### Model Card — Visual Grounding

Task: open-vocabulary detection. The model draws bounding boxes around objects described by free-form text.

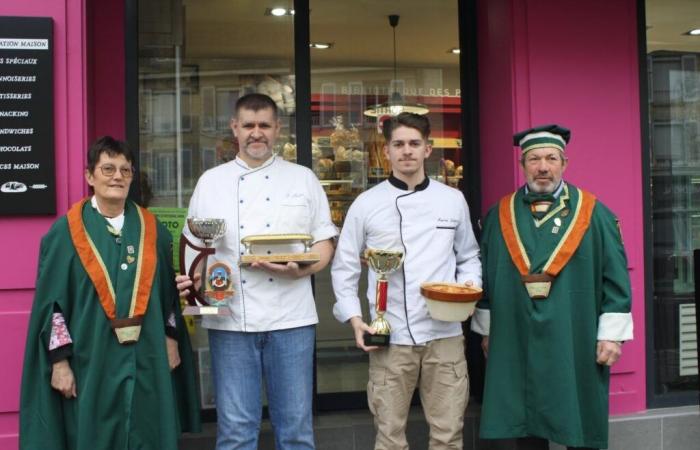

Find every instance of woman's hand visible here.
[51,360,77,399]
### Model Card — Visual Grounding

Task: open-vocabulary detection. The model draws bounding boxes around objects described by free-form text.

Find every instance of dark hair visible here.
[235,93,279,119]
[86,136,134,173]
[382,112,431,142]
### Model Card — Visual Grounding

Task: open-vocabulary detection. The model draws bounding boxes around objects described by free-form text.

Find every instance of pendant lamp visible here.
[363,15,429,118]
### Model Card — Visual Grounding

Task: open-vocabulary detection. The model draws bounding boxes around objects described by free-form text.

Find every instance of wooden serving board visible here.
[239,252,321,266]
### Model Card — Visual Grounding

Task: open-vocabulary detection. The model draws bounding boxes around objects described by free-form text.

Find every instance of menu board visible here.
[0,17,54,215]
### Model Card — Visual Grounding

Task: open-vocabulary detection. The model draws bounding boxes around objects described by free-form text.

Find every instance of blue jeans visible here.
[209,326,316,450]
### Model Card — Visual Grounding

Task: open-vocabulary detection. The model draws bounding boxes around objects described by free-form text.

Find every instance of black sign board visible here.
[0,17,54,215]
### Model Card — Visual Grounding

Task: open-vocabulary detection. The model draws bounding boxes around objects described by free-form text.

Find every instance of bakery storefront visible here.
[3,0,700,446]
[135,0,479,412]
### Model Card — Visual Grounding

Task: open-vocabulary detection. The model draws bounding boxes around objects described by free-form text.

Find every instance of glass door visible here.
[308,0,464,404]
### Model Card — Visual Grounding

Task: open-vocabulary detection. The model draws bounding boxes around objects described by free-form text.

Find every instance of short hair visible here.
[87,136,134,173]
[382,112,431,142]
[235,93,279,119]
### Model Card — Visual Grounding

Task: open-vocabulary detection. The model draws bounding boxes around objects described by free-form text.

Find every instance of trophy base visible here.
[363,332,391,347]
[183,305,232,316]
[239,252,321,266]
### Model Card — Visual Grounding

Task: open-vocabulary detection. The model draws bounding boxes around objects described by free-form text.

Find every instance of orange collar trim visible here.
[499,187,596,277]
[67,197,157,320]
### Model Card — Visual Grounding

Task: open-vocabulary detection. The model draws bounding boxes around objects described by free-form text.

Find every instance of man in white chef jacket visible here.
[176,93,337,450]
[331,112,482,450]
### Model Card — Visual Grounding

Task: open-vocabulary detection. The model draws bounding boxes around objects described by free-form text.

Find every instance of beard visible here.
[526,178,558,194]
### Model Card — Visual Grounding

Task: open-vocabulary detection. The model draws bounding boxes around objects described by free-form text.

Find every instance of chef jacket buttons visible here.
[268,278,273,282]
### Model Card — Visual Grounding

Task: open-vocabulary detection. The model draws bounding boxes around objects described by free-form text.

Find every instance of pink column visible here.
[478,0,646,414]
[0,1,125,447]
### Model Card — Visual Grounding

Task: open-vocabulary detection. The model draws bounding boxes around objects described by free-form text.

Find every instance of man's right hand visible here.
[175,273,201,297]
[350,316,379,352]
[481,335,489,358]
[51,360,77,399]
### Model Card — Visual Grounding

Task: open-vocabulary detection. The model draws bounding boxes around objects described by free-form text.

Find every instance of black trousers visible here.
[516,436,598,450]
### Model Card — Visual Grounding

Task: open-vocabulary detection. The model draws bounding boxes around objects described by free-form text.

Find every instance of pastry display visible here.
[312,142,323,159]
[329,116,361,149]
[334,160,352,173]
[282,142,296,161]
[443,159,455,176]
[317,158,334,176]
[352,150,365,161]
[334,145,351,161]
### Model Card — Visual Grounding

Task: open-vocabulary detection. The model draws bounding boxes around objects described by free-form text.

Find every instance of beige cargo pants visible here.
[367,335,469,450]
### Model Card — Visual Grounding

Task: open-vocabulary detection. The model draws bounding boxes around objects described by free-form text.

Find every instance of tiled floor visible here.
[180,404,700,450]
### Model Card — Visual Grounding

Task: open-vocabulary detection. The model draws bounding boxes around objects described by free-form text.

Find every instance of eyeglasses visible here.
[97,164,134,178]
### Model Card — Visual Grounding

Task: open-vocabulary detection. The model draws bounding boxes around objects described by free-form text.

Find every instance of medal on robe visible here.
[552,217,562,234]
[67,198,157,344]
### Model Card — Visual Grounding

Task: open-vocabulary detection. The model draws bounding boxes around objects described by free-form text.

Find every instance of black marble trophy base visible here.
[363,332,390,347]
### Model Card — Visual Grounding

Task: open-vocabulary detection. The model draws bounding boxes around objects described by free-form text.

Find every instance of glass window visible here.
[138,0,295,409]
[137,0,467,409]
[646,0,700,400]
[309,0,463,395]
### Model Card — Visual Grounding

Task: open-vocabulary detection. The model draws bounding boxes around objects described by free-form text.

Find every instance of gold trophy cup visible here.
[364,248,405,346]
[179,218,232,315]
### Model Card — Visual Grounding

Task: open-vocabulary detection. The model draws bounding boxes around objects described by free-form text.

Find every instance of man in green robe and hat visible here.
[472,125,633,450]
[20,136,201,450]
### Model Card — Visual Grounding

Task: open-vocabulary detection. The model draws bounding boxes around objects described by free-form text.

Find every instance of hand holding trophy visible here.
[363,248,405,346]
[179,218,232,315]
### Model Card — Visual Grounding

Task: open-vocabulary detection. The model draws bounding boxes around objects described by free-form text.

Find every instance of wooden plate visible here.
[420,282,482,303]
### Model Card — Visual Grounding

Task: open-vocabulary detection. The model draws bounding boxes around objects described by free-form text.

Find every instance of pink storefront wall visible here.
[0,0,647,446]
[478,0,646,414]
[0,0,124,447]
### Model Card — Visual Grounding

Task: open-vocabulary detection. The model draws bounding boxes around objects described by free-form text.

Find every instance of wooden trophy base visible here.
[183,305,232,316]
[363,332,391,347]
[239,252,321,266]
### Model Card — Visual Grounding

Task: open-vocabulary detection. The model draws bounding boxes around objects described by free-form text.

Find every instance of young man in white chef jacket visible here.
[331,112,482,450]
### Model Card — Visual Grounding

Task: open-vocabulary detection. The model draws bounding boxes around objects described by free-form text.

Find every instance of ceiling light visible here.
[269,7,288,16]
[310,42,333,49]
[449,48,461,54]
[364,15,429,118]
[686,28,700,36]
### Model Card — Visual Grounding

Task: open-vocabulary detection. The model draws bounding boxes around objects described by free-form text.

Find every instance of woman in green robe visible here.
[20,136,200,450]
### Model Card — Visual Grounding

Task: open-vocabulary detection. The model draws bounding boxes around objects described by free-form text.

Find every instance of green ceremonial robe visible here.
[20,200,201,450]
[478,185,631,449]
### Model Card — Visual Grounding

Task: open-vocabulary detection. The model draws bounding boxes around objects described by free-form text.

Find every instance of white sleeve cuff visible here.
[332,298,363,324]
[470,307,490,335]
[597,312,633,341]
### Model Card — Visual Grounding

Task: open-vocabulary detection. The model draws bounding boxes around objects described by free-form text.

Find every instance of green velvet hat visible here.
[513,124,571,154]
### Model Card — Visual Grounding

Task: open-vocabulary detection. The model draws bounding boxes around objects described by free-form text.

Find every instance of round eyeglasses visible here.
[97,164,134,178]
